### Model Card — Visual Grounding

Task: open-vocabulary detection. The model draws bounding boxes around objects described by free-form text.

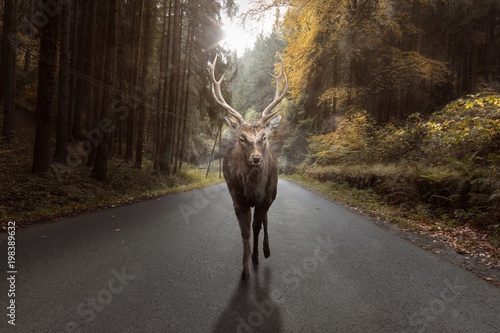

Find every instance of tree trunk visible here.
[88,1,111,167]
[158,0,174,172]
[173,25,191,173]
[126,0,145,163]
[154,0,170,171]
[116,6,126,156]
[84,0,99,139]
[24,0,34,73]
[1,0,17,143]
[68,0,80,136]
[72,0,90,139]
[178,31,193,172]
[161,0,182,174]
[54,0,72,163]
[32,0,59,175]
[92,0,118,181]
[135,0,154,168]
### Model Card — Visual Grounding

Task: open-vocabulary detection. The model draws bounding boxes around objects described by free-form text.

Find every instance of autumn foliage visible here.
[304,95,500,236]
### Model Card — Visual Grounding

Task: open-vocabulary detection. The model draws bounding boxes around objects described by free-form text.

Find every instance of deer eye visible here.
[239,137,246,143]
[262,136,267,141]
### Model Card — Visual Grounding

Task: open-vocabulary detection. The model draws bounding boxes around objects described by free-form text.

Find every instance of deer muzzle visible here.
[252,155,262,165]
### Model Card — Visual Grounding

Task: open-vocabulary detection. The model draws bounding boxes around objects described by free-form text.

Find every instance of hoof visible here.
[264,248,270,258]
[252,255,259,265]
[241,270,250,280]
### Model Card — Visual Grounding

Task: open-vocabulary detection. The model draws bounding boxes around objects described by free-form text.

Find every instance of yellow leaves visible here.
[465,101,475,109]
[283,0,346,102]
[387,48,449,87]
[310,109,376,164]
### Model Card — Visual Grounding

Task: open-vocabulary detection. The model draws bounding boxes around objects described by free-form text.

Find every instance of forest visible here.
[1,1,499,259]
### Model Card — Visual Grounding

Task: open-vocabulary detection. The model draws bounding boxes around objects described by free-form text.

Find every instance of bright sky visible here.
[221,0,277,56]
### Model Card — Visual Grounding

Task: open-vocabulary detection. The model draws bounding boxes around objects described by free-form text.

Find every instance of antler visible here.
[260,53,288,125]
[211,55,246,125]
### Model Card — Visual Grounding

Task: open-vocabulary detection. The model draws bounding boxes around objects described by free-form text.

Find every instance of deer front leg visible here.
[235,203,252,279]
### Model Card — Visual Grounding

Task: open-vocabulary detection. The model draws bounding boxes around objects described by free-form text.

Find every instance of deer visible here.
[211,54,288,279]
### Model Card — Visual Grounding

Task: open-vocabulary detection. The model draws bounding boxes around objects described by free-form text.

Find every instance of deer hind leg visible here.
[252,216,263,266]
[263,213,270,258]
[254,205,271,263]
[235,203,252,279]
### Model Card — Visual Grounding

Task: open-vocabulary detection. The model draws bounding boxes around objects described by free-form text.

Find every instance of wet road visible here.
[1,179,499,332]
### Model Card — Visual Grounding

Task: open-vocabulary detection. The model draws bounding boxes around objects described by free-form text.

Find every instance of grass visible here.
[0,155,224,227]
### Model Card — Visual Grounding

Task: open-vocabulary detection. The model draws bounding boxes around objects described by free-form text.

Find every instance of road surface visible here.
[1,179,499,332]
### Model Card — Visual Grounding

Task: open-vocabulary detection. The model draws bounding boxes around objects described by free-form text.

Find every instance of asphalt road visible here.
[1,179,499,333]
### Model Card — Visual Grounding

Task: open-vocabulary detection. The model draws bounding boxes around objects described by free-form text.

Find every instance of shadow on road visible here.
[212,266,283,332]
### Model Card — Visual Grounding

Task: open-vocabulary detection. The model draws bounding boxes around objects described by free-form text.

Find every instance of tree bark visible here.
[158,0,174,172]
[1,0,17,143]
[125,0,145,163]
[23,0,34,73]
[92,0,118,181]
[174,25,191,173]
[161,0,182,174]
[135,0,154,168]
[68,0,80,136]
[72,0,90,139]
[88,1,111,167]
[154,0,170,171]
[32,0,59,175]
[84,0,99,138]
[54,0,72,163]
[178,31,193,172]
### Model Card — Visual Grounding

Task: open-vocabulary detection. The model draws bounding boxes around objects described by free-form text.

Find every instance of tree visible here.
[71,0,89,139]
[280,0,453,124]
[54,0,72,163]
[1,0,17,143]
[92,0,118,181]
[23,0,34,72]
[83,0,99,139]
[125,0,145,163]
[135,0,155,168]
[32,0,59,175]
[160,0,182,174]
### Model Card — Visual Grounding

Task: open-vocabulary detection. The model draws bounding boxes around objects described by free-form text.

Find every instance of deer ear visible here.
[265,115,281,132]
[225,116,239,131]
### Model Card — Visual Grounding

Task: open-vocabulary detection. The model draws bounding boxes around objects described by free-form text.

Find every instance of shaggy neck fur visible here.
[231,150,270,202]
[226,122,273,204]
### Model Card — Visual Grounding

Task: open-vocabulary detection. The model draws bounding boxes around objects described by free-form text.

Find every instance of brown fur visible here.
[223,121,278,279]
[212,53,287,279]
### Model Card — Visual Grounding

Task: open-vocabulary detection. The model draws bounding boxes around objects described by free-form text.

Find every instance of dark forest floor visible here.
[0,106,223,228]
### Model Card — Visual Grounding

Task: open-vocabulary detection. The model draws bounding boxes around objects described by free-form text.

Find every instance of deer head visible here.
[211,54,288,166]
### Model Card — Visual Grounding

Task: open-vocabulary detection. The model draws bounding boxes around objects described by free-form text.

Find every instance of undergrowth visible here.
[0,104,224,227]
[0,149,223,226]
[285,94,500,261]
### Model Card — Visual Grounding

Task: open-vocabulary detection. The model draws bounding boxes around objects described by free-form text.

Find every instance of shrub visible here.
[309,109,376,164]
[422,94,500,163]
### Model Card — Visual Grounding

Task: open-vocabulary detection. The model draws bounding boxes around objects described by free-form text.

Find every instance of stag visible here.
[211,54,288,279]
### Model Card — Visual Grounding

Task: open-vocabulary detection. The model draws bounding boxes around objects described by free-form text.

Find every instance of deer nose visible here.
[252,155,262,164]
